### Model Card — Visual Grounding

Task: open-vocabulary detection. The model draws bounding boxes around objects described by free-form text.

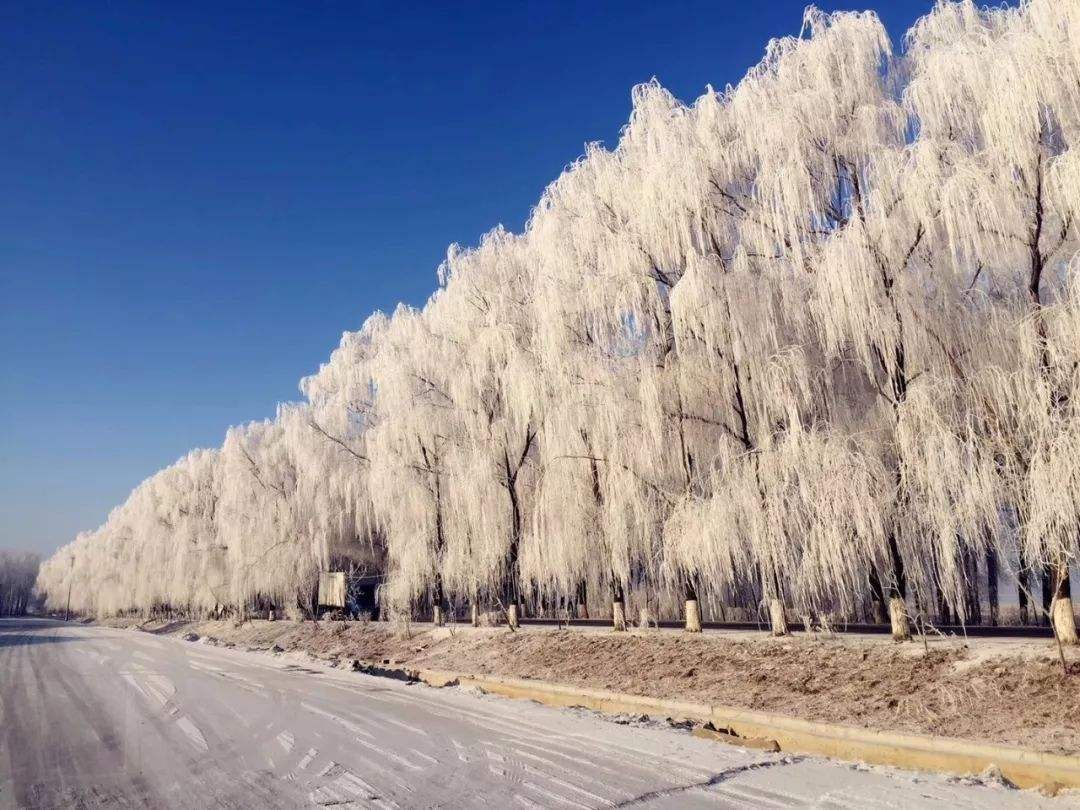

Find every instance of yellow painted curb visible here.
[387,666,1079,791]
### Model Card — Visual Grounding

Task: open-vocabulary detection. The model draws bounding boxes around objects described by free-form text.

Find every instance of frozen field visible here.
[0,618,1073,809]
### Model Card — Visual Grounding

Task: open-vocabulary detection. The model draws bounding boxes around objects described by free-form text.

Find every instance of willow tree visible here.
[433,229,542,628]
[905,0,1079,643]
[219,414,325,616]
[718,5,951,640]
[146,449,227,615]
[654,8,911,635]
[364,305,463,625]
[532,83,745,632]
[301,314,386,594]
[528,163,673,629]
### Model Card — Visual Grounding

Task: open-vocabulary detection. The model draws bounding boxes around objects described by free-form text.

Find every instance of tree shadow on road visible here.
[0,618,86,647]
[0,633,83,648]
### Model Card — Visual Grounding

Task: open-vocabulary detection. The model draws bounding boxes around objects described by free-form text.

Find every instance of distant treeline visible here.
[0,551,40,616]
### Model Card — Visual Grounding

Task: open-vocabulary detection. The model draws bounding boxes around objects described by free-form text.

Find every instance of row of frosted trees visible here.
[36,414,380,620]
[39,1,1080,644]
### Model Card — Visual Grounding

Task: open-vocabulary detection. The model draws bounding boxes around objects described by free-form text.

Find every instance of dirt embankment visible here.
[110,617,1080,756]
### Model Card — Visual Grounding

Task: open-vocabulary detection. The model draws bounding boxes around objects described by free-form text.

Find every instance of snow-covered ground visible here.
[0,618,1074,809]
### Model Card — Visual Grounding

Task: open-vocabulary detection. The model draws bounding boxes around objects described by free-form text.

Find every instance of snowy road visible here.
[0,618,1071,809]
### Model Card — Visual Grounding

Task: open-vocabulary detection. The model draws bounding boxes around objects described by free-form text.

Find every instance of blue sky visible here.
[1,1,936,556]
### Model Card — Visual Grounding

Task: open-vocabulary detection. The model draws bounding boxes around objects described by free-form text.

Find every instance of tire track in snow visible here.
[276,730,296,752]
[483,742,615,807]
[119,665,209,752]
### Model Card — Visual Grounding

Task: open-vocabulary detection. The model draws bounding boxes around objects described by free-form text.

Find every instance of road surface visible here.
[0,618,1071,809]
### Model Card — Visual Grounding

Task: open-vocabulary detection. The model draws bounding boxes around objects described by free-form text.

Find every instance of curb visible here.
[357,661,1079,792]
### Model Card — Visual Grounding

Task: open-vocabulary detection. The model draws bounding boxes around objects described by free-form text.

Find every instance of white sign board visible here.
[318,571,346,608]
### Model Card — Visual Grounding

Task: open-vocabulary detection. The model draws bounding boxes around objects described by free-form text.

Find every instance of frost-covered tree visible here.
[432,230,543,628]
[903,0,1079,644]
[362,305,463,625]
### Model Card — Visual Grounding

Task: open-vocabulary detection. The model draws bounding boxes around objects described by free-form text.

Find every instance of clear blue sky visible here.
[1,1,935,556]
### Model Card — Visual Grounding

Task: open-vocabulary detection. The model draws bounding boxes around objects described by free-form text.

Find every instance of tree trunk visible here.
[1025,173,1070,640]
[500,430,534,635]
[769,597,788,636]
[1018,550,1030,625]
[612,600,626,632]
[766,565,788,636]
[1041,567,1054,627]
[684,599,701,633]
[887,535,910,641]
[575,580,588,619]
[1050,558,1077,646]
[639,606,653,628]
[470,601,480,627]
[962,543,981,624]
[432,575,445,627]
[684,579,701,633]
[611,578,626,632]
[1051,597,1077,645]
[986,545,999,626]
[931,548,951,625]
[868,568,887,624]
[501,450,524,629]
[889,597,910,641]
[938,593,952,626]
